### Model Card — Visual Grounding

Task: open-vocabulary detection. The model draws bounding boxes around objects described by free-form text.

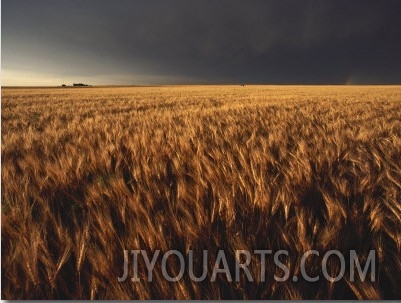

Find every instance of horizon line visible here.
[2,83,401,89]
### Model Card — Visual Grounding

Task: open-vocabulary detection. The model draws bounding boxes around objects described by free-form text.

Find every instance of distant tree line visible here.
[61,83,91,87]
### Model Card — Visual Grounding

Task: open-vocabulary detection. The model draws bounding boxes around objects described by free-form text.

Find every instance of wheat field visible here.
[2,85,401,299]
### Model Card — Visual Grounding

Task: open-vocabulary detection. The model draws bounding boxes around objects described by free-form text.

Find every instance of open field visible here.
[2,85,401,299]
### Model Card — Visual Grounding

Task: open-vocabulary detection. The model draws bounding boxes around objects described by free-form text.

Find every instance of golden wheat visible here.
[2,85,401,299]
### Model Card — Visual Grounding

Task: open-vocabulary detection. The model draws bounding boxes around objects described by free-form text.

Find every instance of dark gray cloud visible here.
[2,0,401,85]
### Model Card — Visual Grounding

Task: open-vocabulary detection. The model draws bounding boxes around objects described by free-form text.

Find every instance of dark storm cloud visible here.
[2,0,401,84]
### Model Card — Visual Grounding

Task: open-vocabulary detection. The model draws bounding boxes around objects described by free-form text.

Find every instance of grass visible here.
[1,85,401,299]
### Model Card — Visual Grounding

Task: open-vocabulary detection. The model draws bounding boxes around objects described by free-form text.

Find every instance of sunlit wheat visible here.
[2,85,401,299]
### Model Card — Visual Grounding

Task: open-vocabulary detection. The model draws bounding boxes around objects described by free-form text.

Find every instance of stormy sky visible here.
[2,0,401,85]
